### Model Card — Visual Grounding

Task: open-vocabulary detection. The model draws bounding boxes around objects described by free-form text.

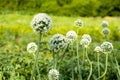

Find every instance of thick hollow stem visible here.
[85,48,92,80]
[71,43,74,80]
[97,53,108,79]
[82,47,85,70]
[76,29,82,80]
[97,52,100,77]
[83,48,85,62]
[72,64,74,80]
[30,33,42,80]
[52,51,58,69]
[55,52,59,69]
[53,51,56,69]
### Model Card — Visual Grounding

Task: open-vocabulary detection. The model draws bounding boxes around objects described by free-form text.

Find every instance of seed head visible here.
[101,42,113,54]
[80,38,90,48]
[27,42,37,53]
[101,20,109,28]
[66,30,77,43]
[94,46,102,53]
[74,19,83,27]
[31,13,52,34]
[102,28,110,36]
[50,34,67,52]
[48,69,59,80]
[81,34,92,43]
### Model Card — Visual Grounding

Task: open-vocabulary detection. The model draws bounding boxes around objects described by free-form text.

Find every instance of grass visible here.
[0,13,120,80]
[0,13,120,53]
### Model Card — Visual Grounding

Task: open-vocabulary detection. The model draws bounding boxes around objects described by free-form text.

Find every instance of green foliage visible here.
[0,0,120,16]
[0,13,120,79]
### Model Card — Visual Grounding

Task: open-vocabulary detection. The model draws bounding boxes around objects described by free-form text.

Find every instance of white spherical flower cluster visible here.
[102,28,110,36]
[94,46,102,53]
[31,13,52,34]
[27,42,37,53]
[101,20,109,28]
[48,69,59,80]
[74,19,83,27]
[101,42,113,54]
[81,34,92,43]
[80,38,90,48]
[66,30,77,43]
[80,34,92,48]
[50,34,67,52]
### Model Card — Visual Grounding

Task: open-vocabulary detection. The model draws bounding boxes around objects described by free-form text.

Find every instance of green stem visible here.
[53,51,56,69]
[97,52,100,77]
[60,44,69,62]
[53,51,59,69]
[85,48,92,80]
[72,64,74,80]
[58,44,69,70]
[82,47,85,70]
[76,29,82,80]
[83,48,85,62]
[115,57,120,76]
[71,43,74,80]
[56,52,59,69]
[30,33,42,80]
[36,62,41,80]
[97,53,108,79]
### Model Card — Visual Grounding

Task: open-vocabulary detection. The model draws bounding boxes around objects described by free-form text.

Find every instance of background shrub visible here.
[0,0,120,16]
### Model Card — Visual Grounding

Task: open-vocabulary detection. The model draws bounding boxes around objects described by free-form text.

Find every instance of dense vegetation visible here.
[0,13,120,79]
[0,0,120,16]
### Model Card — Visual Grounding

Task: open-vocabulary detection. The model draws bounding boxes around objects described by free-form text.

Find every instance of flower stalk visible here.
[71,43,74,80]
[115,57,120,76]
[30,33,42,80]
[97,52,100,77]
[76,29,82,80]
[97,53,108,79]
[85,48,92,80]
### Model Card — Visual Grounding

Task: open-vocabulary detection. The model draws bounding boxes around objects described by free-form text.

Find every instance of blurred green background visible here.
[0,0,120,80]
[0,0,120,16]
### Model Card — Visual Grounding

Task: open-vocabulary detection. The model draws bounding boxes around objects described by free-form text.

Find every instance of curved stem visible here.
[115,57,120,76]
[97,53,108,79]
[76,29,82,80]
[85,48,92,80]
[30,33,42,80]
[97,52,100,77]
